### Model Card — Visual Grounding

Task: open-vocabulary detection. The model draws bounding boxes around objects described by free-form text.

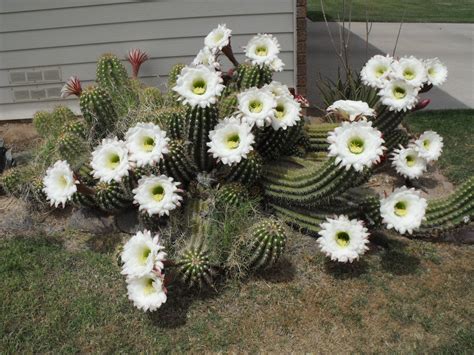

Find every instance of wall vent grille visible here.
[9,68,62,84]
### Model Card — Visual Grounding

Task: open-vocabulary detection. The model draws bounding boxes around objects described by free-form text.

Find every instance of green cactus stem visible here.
[79,86,118,140]
[225,151,264,185]
[215,182,249,207]
[57,131,89,168]
[159,139,196,185]
[95,181,132,213]
[185,105,218,172]
[247,219,287,269]
[176,246,214,288]
[96,53,130,94]
[414,177,474,237]
[139,87,164,109]
[32,111,55,139]
[151,107,186,139]
[218,93,238,118]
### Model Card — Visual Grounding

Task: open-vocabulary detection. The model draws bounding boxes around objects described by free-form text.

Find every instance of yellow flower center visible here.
[249,100,263,113]
[59,175,68,188]
[151,184,165,202]
[256,46,268,56]
[192,78,207,95]
[226,133,240,149]
[403,69,415,80]
[394,201,408,217]
[423,139,431,148]
[428,68,435,76]
[375,66,387,78]
[406,154,416,167]
[348,137,365,154]
[144,278,156,295]
[142,136,155,152]
[107,153,121,169]
[140,247,151,264]
[393,86,407,99]
[336,231,350,247]
[275,104,286,119]
[213,32,224,42]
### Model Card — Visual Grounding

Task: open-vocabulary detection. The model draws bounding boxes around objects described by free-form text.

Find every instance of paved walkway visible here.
[307,21,474,110]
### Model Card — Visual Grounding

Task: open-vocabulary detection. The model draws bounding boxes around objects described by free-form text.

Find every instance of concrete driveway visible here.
[307,21,474,110]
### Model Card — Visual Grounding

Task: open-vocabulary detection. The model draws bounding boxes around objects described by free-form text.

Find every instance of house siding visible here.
[0,0,299,120]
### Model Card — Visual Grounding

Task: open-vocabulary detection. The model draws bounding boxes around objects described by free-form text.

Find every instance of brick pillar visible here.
[296,0,307,97]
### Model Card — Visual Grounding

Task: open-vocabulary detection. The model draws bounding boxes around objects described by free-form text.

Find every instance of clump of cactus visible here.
[4,23,471,315]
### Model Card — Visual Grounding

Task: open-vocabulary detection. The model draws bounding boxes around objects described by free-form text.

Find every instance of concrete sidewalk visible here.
[307,21,474,110]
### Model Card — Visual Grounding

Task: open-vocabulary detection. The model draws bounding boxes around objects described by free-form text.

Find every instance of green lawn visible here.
[1,234,473,352]
[405,109,474,185]
[308,0,474,23]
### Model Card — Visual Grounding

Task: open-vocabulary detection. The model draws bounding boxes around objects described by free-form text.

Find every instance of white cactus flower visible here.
[125,123,169,168]
[361,54,394,88]
[126,272,167,312]
[326,100,375,121]
[237,87,276,128]
[204,24,232,52]
[244,33,281,66]
[263,81,292,98]
[42,160,78,208]
[391,146,427,179]
[379,79,419,112]
[121,230,167,278]
[327,120,385,172]
[133,175,183,217]
[269,57,285,72]
[413,131,444,162]
[424,58,448,86]
[91,138,131,183]
[172,65,224,108]
[391,56,427,88]
[207,117,255,165]
[380,186,427,235]
[270,95,302,130]
[317,215,370,263]
[192,47,220,70]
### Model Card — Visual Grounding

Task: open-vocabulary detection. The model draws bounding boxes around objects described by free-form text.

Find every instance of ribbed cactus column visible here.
[247,219,287,269]
[235,63,273,90]
[139,87,164,109]
[166,63,185,106]
[414,177,474,237]
[225,151,263,185]
[176,246,214,288]
[32,111,55,139]
[159,139,196,185]
[96,54,130,94]
[95,181,132,213]
[216,182,249,207]
[176,198,215,288]
[185,105,218,172]
[151,107,186,140]
[218,93,238,118]
[79,86,118,140]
